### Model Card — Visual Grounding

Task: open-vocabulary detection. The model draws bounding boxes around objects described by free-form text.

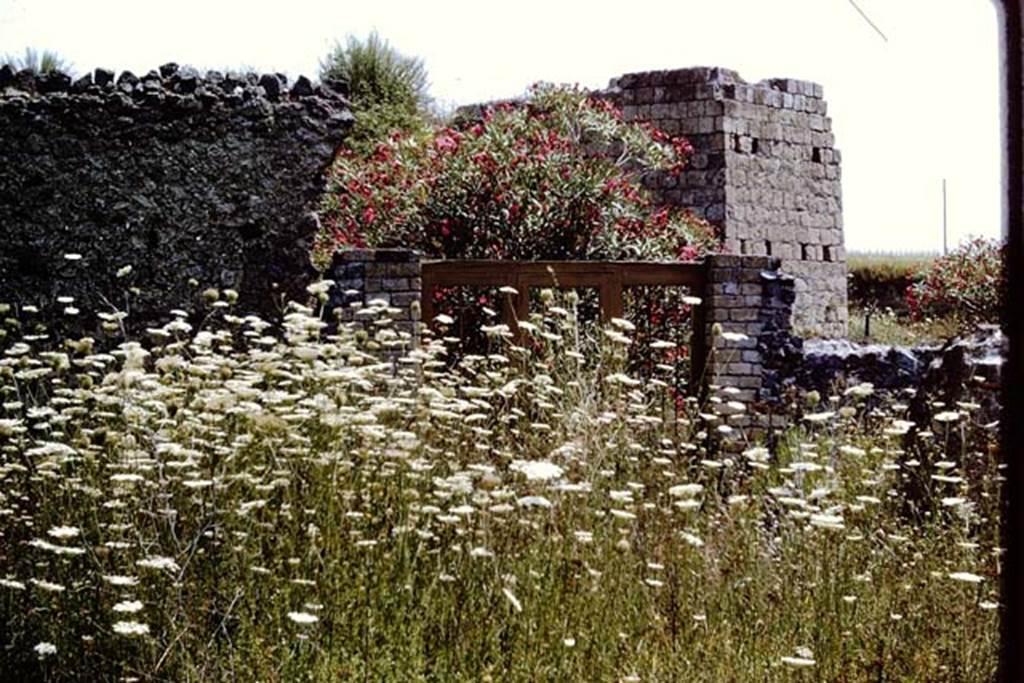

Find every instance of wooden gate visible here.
[420,259,709,387]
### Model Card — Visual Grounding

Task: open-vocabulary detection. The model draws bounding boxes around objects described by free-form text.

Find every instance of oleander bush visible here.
[906,237,1005,330]
[0,290,1003,681]
[315,84,718,265]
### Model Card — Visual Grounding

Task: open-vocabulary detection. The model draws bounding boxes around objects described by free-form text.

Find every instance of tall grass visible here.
[0,286,1002,680]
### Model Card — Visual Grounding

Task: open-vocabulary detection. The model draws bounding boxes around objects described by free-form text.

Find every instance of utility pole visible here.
[942,178,948,255]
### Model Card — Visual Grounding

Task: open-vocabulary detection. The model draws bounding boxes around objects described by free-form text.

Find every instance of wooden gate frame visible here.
[421,259,709,387]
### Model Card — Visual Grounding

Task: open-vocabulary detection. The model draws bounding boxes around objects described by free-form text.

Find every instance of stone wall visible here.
[600,67,847,338]
[322,249,799,409]
[0,63,352,336]
[324,248,422,340]
[703,255,800,407]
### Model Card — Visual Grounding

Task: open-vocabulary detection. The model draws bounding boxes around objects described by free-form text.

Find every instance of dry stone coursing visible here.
[599,67,847,339]
[0,62,352,337]
[796,326,1005,395]
[324,248,422,340]
[702,254,801,431]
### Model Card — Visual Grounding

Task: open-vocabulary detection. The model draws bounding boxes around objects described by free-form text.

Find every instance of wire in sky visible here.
[847,0,888,43]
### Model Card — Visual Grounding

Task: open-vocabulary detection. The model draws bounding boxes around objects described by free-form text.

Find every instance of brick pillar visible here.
[604,67,847,338]
[324,248,422,344]
[704,254,799,404]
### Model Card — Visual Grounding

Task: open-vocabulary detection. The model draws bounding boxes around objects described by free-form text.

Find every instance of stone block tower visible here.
[602,67,847,338]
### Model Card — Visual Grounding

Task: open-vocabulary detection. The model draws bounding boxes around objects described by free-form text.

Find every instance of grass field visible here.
[846,251,938,274]
[845,251,965,345]
[0,292,1003,680]
[847,307,961,346]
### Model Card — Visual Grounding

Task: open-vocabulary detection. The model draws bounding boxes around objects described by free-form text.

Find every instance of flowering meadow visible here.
[0,286,1004,680]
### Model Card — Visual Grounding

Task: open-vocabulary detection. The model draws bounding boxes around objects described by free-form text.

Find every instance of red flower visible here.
[434,130,461,153]
[678,245,700,261]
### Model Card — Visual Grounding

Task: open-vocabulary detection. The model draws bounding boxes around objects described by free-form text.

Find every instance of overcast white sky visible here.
[0,0,1003,252]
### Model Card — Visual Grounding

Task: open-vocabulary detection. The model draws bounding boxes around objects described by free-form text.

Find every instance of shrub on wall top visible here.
[319,31,432,156]
[314,84,719,267]
[1,47,73,75]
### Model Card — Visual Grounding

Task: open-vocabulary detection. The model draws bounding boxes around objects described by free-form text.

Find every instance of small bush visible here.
[907,237,1005,328]
[319,31,432,155]
[2,47,73,75]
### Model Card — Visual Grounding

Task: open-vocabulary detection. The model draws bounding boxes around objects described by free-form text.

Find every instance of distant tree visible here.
[2,47,73,75]
[318,31,432,154]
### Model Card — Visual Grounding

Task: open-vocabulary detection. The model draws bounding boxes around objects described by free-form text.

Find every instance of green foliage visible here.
[1,47,73,75]
[848,306,960,345]
[316,84,717,264]
[847,252,938,282]
[319,31,432,154]
[907,237,1005,328]
[847,253,937,314]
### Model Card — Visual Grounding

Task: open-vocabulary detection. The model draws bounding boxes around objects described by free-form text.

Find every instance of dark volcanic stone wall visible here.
[0,63,352,334]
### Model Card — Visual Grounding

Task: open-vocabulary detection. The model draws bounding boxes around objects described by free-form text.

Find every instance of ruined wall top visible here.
[605,66,825,103]
[0,62,353,338]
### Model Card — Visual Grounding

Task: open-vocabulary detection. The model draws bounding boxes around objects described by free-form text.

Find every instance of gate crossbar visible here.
[420,259,709,388]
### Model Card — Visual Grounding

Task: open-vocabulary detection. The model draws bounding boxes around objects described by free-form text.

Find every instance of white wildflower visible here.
[112,621,150,636]
[29,539,85,556]
[102,575,139,587]
[510,460,563,482]
[287,611,319,625]
[668,483,703,498]
[33,642,57,658]
[781,656,816,667]
[809,513,845,530]
[112,600,144,613]
[502,587,523,613]
[136,556,180,572]
[47,526,81,539]
[680,531,704,547]
[31,579,65,593]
